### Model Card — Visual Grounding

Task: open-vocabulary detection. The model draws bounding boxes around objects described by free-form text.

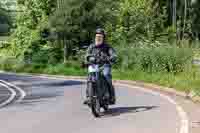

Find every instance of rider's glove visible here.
[109,56,117,63]
[99,55,109,64]
[95,58,102,64]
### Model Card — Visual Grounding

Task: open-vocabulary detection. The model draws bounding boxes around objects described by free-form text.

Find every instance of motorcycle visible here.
[86,55,111,117]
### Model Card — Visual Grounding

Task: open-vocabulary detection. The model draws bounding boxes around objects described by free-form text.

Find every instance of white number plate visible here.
[88,65,99,73]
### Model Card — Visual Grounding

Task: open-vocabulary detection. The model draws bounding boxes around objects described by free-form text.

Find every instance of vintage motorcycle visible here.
[85,55,111,117]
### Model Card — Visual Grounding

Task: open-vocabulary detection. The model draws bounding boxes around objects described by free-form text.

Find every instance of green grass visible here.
[113,68,200,93]
[0,60,199,95]
[11,63,87,76]
[43,64,87,76]
[0,36,9,41]
[194,49,200,60]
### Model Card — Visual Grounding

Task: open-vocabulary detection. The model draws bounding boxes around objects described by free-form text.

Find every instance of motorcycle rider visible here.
[84,28,117,105]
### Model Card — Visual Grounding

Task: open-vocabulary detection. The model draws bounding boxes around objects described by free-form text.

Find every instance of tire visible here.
[91,98,101,117]
[87,82,93,98]
[88,82,101,117]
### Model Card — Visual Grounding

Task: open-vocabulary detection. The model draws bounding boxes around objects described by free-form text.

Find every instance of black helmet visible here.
[95,28,105,36]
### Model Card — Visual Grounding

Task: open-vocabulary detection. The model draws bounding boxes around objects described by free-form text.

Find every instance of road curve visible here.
[0,73,187,133]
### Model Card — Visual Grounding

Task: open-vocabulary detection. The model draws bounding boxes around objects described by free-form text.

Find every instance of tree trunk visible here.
[172,0,177,28]
[63,36,67,63]
[57,0,64,9]
[183,0,187,40]
[67,40,71,60]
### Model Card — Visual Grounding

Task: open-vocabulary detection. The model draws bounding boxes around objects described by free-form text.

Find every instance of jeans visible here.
[103,64,112,85]
[102,64,115,100]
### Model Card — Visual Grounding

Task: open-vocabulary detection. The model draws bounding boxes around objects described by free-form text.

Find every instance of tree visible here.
[50,0,118,62]
[109,0,166,45]
[190,0,200,39]
[0,2,11,35]
[153,0,200,41]
[9,0,56,58]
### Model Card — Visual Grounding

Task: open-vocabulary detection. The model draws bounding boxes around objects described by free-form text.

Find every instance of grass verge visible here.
[1,62,199,95]
[113,67,200,93]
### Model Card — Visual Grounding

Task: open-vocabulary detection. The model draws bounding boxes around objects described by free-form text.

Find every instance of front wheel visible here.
[91,98,101,117]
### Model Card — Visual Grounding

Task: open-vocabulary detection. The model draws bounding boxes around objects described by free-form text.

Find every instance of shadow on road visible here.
[26,80,84,88]
[24,92,62,101]
[103,106,158,117]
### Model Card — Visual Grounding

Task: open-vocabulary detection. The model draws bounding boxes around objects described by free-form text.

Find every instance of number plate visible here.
[88,65,99,73]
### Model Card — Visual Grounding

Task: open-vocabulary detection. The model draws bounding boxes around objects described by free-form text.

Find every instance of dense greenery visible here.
[0,0,200,94]
[2,0,199,60]
[117,45,193,73]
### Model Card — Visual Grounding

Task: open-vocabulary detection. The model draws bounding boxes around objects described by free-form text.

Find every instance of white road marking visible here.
[0,80,26,103]
[0,82,16,108]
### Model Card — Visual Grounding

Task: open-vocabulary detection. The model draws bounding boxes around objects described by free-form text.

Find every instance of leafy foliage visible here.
[8,0,55,59]
[1,0,197,74]
[50,0,119,60]
[117,44,193,73]
[106,0,167,46]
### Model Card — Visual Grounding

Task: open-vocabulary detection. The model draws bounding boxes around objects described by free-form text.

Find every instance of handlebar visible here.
[87,55,111,65]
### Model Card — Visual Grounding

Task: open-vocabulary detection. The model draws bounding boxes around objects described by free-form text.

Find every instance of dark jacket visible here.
[85,43,117,65]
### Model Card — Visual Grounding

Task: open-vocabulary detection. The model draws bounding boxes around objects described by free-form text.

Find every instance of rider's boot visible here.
[109,85,116,105]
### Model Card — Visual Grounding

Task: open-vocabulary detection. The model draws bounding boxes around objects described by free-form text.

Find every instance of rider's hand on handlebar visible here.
[101,56,110,63]
[88,56,101,64]
[88,55,112,64]
[95,58,102,64]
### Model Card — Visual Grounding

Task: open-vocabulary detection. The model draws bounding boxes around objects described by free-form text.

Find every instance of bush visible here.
[117,44,193,73]
[0,56,17,71]
[31,47,63,64]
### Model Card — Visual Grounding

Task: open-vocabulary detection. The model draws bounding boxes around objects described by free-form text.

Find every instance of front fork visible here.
[87,72,99,98]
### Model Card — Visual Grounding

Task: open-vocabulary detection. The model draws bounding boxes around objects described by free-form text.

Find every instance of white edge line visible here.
[0,82,16,107]
[0,80,26,103]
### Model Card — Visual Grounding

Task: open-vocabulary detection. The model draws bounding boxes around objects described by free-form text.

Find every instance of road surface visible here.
[0,72,184,133]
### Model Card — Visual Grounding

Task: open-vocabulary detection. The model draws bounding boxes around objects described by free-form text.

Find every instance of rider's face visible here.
[95,34,104,46]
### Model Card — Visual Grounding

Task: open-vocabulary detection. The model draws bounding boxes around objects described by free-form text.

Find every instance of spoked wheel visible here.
[91,98,101,118]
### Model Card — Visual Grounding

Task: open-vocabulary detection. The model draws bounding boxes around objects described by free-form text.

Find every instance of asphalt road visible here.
[0,73,182,133]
